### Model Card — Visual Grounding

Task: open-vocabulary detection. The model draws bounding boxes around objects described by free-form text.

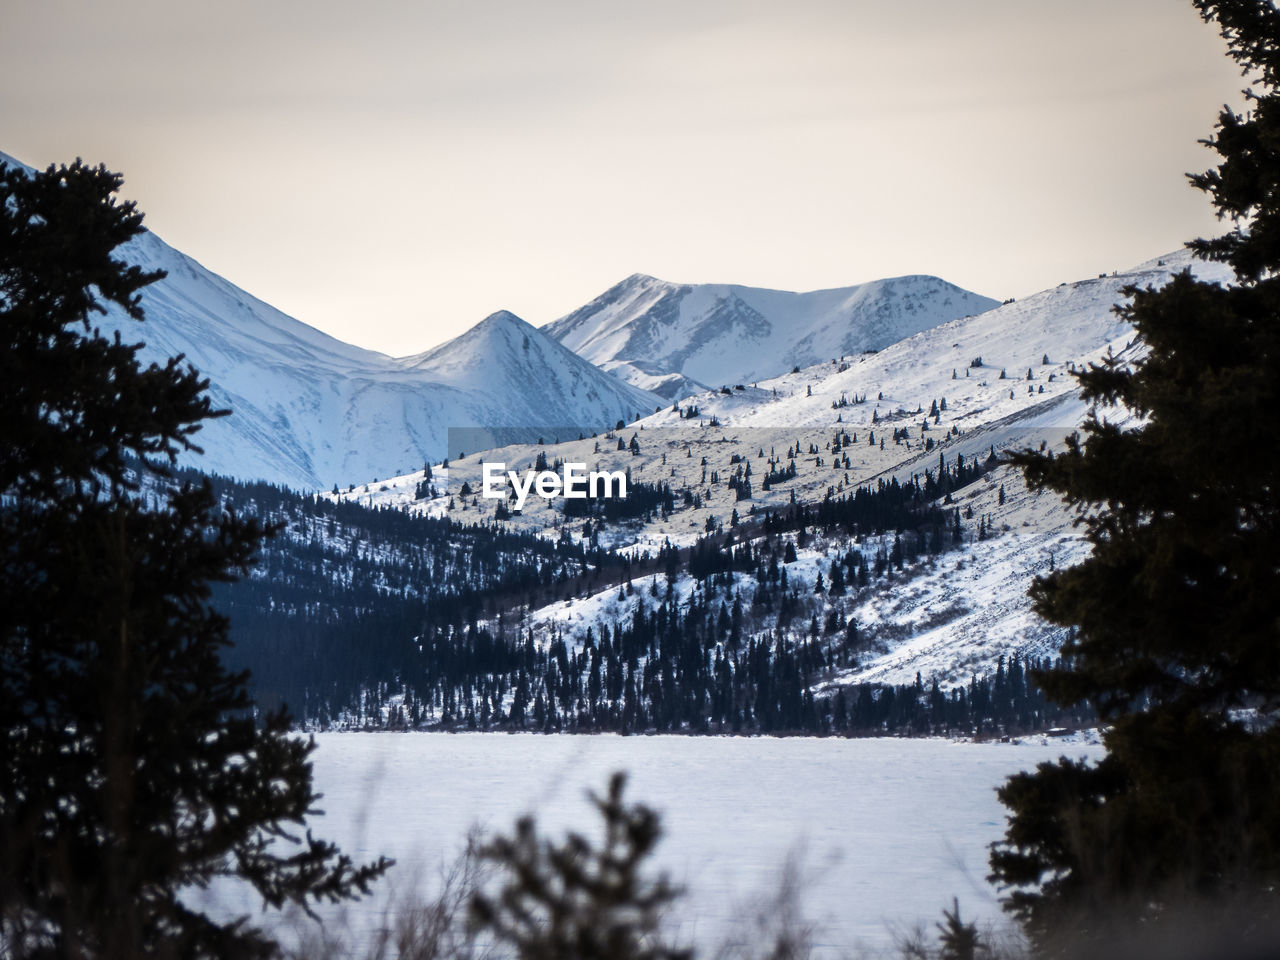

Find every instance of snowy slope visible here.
[121,247,658,492]
[544,272,1000,395]
[338,249,1233,685]
[1,151,658,491]
[349,250,1228,526]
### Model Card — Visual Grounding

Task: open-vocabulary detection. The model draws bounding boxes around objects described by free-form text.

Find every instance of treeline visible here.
[757,447,998,540]
[182,468,647,710]
[182,448,1049,736]
[561,478,676,524]
[277,519,1086,736]
[338,590,1089,736]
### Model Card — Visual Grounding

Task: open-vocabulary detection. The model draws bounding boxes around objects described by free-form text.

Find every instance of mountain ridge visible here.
[336,247,1233,687]
[0,151,660,492]
[544,271,1001,396]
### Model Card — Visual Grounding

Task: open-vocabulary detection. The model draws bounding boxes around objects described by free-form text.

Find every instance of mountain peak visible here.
[546,273,1000,392]
[478,309,528,327]
[596,273,671,298]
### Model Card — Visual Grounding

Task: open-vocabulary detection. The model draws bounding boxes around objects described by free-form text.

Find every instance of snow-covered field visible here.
[201,733,1105,956]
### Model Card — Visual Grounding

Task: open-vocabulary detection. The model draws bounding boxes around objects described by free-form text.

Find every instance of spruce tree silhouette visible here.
[990,2,1280,952]
[0,159,389,958]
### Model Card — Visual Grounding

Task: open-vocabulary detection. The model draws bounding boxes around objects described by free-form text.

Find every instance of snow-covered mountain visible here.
[1,151,659,492]
[338,249,1233,686]
[400,309,656,434]
[543,272,1001,397]
[122,242,657,492]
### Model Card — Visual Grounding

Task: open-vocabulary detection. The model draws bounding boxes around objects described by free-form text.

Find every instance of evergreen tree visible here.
[468,773,689,960]
[0,160,388,957]
[991,3,1280,950]
[936,898,980,960]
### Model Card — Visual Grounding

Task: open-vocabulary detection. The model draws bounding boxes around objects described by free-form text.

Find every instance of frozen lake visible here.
[203,732,1105,956]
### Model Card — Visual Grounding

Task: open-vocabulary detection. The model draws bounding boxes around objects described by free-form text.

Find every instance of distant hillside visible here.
[338,249,1232,690]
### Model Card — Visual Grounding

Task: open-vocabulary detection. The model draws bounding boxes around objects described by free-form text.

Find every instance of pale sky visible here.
[1,0,1245,357]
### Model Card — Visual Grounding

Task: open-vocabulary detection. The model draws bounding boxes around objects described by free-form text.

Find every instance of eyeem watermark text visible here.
[482,462,627,511]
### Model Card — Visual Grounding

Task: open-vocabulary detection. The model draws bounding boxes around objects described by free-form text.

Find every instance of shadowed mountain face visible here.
[544,272,1001,395]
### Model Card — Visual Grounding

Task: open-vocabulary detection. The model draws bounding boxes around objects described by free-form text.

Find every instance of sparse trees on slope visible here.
[0,159,388,958]
[990,2,1280,951]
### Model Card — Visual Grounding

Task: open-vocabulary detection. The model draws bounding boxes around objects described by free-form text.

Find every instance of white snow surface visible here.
[196,732,1106,957]
[544,272,1001,392]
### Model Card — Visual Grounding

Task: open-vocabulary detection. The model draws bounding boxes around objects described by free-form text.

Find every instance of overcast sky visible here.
[1,0,1245,356]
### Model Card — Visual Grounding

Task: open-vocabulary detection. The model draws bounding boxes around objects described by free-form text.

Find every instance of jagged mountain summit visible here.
[543,272,1001,397]
[0,151,658,492]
